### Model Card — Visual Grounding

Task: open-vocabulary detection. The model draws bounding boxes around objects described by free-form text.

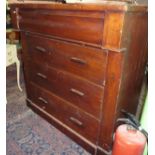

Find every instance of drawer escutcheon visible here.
[35,46,47,53]
[70,88,85,97]
[36,72,47,79]
[69,116,83,127]
[70,57,87,65]
[38,97,48,104]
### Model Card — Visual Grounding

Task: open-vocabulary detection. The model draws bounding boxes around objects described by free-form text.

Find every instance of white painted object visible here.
[6,44,22,91]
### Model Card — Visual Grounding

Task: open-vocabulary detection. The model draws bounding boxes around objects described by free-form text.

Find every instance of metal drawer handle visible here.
[38,97,48,104]
[70,57,87,65]
[69,117,83,127]
[70,88,84,97]
[35,46,47,53]
[36,72,47,79]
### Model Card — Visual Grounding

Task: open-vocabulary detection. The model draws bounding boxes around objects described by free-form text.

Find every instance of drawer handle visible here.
[35,46,47,53]
[69,117,83,127]
[38,97,48,104]
[70,88,84,97]
[70,57,86,65]
[36,72,47,79]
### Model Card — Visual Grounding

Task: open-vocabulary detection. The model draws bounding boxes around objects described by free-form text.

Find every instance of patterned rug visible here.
[6,65,90,155]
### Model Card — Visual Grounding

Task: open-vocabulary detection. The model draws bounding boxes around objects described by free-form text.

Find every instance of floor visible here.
[6,64,90,155]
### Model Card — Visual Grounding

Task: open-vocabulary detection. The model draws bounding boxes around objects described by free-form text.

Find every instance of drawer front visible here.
[25,61,104,119]
[25,33,107,86]
[27,82,100,143]
[19,9,105,45]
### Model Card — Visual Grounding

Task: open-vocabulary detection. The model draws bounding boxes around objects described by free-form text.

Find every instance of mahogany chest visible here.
[9,1,147,154]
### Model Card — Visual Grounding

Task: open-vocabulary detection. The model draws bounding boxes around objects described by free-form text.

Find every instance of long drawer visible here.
[18,9,105,45]
[27,82,100,143]
[24,33,107,86]
[24,61,104,119]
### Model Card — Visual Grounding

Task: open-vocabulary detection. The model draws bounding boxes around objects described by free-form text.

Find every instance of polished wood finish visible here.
[9,1,147,154]
[27,82,100,143]
[25,61,104,119]
[25,33,108,86]
[18,8,105,45]
[27,100,97,154]
[98,12,148,151]
[9,1,147,12]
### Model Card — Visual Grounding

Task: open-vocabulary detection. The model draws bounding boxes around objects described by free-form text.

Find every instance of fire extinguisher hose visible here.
[117,109,148,142]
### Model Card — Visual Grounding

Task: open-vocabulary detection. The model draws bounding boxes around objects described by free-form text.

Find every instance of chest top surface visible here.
[9,0,147,12]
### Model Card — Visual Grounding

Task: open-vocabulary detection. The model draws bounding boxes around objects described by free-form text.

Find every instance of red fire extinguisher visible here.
[112,110,148,155]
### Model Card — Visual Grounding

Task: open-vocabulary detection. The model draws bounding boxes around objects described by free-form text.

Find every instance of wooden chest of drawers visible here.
[9,1,147,154]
